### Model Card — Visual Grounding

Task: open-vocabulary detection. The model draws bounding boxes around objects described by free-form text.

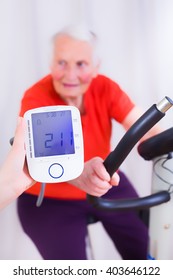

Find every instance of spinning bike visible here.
[88,96,173,259]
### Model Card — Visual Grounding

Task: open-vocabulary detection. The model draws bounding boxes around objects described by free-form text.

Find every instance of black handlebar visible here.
[88,191,170,211]
[87,97,173,210]
[103,104,164,176]
[138,127,173,160]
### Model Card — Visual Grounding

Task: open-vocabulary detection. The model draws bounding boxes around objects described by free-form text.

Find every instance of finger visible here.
[88,185,112,197]
[110,172,120,186]
[90,173,112,190]
[92,157,110,181]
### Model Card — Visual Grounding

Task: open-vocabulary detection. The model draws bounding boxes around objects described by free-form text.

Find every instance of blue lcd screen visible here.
[31,110,75,157]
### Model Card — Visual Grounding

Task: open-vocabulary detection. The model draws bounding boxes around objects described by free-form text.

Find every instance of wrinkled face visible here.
[50,35,99,101]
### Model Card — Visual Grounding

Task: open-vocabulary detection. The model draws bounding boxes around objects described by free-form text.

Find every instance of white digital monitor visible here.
[24,106,84,183]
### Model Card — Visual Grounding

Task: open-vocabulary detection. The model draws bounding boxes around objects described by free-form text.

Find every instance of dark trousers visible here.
[17,171,148,260]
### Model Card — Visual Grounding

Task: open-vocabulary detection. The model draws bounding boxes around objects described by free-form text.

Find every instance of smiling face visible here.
[50,35,99,108]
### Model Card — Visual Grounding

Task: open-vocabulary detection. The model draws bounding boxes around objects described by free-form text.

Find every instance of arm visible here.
[69,107,160,197]
[122,105,163,140]
[0,117,34,210]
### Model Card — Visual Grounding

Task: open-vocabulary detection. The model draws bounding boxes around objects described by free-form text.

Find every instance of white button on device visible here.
[49,163,64,179]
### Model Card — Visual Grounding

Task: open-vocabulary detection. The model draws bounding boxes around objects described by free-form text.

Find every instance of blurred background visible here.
[0,0,173,259]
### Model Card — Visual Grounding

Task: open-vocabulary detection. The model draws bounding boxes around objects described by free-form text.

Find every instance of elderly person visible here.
[17,24,160,260]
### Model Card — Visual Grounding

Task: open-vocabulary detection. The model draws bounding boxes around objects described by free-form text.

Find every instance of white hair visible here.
[52,24,100,64]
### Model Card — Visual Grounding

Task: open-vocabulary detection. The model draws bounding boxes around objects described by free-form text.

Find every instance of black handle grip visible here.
[87,191,170,211]
[87,97,173,210]
[138,127,173,160]
[103,104,164,176]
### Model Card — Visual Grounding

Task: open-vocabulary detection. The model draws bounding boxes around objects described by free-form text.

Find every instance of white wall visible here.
[0,0,173,259]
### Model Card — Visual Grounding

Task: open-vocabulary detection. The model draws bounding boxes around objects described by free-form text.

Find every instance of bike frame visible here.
[88,96,173,259]
[138,127,173,259]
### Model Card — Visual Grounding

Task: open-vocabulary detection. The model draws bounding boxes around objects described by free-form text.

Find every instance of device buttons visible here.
[48,163,64,179]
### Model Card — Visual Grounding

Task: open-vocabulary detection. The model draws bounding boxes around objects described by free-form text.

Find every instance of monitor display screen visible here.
[31,110,75,157]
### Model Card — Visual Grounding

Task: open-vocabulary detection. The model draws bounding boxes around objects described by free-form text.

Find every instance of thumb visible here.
[110,172,120,186]
[12,117,25,151]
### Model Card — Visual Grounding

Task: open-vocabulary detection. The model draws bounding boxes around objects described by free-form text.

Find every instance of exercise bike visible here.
[88,96,173,259]
[138,127,173,259]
